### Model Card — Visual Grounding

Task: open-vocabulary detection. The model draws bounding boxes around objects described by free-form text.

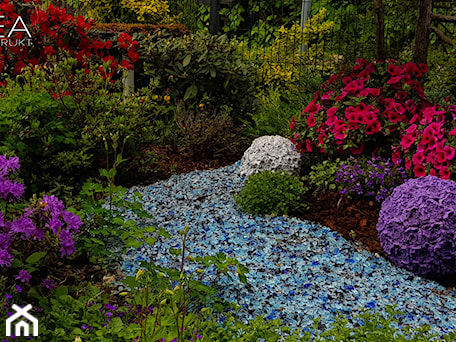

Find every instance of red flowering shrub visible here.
[291,58,456,180]
[0,0,139,84]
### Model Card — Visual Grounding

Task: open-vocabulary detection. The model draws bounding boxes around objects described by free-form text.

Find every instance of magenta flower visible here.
[15,270,32,283]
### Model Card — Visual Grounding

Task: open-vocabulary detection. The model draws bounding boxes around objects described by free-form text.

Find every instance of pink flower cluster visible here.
[291,58,456,179]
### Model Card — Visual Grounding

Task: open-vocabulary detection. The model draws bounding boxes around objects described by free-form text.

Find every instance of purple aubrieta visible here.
[377,175,456,277]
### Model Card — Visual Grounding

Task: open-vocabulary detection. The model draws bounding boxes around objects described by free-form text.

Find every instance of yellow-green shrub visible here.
[121,0,170,24]
[80,0,128,23]
[245,9,338,85]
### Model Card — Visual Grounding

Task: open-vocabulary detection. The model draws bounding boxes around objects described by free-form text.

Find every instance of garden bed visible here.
[119,160,456,338]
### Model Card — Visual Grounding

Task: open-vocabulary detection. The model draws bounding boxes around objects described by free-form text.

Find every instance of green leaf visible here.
[54,285,68,298]
[209,66,216,78]
[183,84,198,101]
[125,239,142,248]
[183,54,192,67]
[11,258,24,268]
[25,251,47,265]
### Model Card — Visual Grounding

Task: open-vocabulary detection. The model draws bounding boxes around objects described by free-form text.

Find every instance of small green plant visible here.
[235,170,308,216]
[302,158,343,193]
[119,225,249,341]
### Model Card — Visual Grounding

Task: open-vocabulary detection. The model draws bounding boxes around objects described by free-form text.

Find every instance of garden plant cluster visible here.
[0,0,456,341]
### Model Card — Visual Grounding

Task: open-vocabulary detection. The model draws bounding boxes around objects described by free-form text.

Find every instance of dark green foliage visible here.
[0,81,92,195]
[235,171,308,216]
[139,30,259,124]
[174,105,246,161]
[0,57,173,196]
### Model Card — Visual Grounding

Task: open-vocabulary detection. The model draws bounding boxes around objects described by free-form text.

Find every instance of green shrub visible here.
[302,158,343,193]
[235,171,308,216]
[0,57,175,196]
[250,80,320,137]
[138,30,259,124]
[0,75,92,195]
[81,0,136,23]
[174,104,246,161]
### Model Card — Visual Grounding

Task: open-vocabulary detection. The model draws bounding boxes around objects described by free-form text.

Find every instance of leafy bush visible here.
[0,57,174,195]
[139,30,259,123]
[174,105,246,161]
[377,175,456,278]
[0,73,92,194]
[302,158,343,193]
[235,171,308,215]
[251,78,321,137]
[80,0,134,23]
[291,58,456,180]
[335,155,409,202]
[121,0,170,23]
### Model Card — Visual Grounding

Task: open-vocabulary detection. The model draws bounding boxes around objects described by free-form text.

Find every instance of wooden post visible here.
[209,0,220,35]
[373,0,386,61]
[413,0,433,64]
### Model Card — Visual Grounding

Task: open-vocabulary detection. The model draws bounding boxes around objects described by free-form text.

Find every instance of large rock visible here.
[240,135,301,179]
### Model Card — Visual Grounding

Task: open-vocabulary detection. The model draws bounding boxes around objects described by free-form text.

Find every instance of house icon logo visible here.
[5,304,38,337]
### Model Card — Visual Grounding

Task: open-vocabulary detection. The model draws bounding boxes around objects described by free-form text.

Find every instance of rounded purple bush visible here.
[377,175,456,278]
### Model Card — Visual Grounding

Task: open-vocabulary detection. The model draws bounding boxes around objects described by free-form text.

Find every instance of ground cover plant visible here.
[1,1,456,340]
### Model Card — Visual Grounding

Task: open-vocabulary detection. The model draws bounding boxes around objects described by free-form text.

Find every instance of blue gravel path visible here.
[120,161,456,337]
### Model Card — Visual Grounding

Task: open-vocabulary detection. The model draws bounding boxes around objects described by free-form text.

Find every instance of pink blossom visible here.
[327,107,338,116]
[440,167,451,179]
[365,121,381,135]
[387,76,401,85]
[345,79,364,93]
[448,126,456,136]
[290,116,296,130]
[413,164,426,177]
[304,101,323,114]
[406,124,417,134]
[307,115,316,128]
[412,151,425,165]
[444,145,455,160]
[305,139,312,152]
[335,91,348,102]
[400,134,416,150]
[321,91,334,100]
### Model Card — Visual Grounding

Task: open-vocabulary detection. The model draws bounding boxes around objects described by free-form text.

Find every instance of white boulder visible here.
[239,135,301,179]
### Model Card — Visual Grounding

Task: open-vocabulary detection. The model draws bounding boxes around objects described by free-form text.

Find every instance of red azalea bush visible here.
[291,58,456,180]
[0,0,139,84]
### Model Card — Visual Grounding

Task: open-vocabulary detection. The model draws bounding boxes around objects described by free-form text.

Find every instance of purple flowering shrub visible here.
[377,175,456,277]
[0,154,82,288]
[335,156,409,202]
